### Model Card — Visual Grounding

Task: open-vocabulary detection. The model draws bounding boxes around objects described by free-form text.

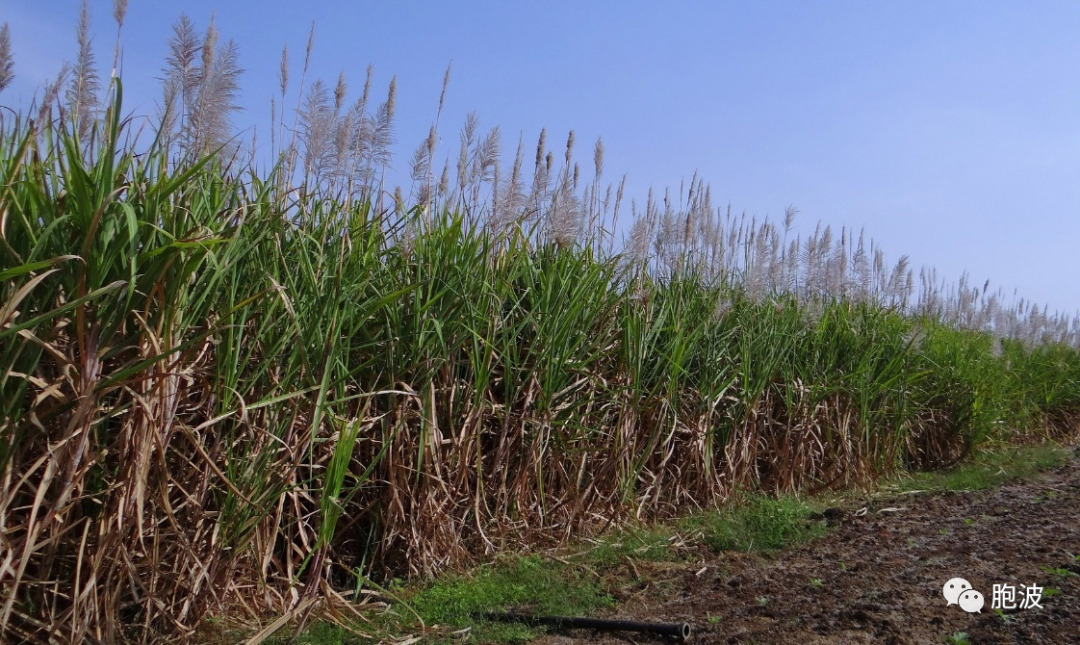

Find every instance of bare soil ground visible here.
[536,449,1080,645]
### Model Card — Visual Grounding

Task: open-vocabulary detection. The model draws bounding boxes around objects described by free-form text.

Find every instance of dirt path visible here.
[537,449,1080,645]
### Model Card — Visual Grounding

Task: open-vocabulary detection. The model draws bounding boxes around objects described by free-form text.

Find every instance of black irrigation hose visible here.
[479,612,692,641]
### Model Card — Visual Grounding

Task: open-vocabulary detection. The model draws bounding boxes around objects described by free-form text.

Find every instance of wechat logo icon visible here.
[943,578,984,613]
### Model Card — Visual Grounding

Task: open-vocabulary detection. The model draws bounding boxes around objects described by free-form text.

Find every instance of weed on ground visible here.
[891,444,1071,493]
[682,494,829,554]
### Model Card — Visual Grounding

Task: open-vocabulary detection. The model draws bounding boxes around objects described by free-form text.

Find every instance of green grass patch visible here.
[682,494,828,553]
[409,554,613,623]
[894,444,1070,493]
[569,524,683,567]
[273,555,615,645]
[402,554,613,643]
[1040,565,1076,580]
[266,622,350,645]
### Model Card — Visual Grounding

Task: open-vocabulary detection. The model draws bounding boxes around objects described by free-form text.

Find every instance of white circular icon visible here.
[958,589,984,613]
[942,578,971,606]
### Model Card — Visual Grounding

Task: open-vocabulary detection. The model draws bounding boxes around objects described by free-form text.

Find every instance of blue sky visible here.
[3,1,1079,313]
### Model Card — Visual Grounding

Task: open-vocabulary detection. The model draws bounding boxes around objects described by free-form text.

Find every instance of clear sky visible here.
[3,1,1079,313]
